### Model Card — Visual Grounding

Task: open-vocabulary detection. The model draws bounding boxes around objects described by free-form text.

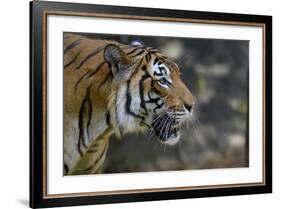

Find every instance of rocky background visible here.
[76,32,249,173]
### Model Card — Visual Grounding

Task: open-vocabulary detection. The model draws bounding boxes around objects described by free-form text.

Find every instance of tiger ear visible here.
[104,44,131,77]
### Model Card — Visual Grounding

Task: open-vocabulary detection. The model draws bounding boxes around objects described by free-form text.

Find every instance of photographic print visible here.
[63,32,249,175]
[30,1,271,207]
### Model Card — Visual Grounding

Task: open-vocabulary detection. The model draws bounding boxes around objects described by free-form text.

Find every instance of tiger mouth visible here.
[151,113,181,145]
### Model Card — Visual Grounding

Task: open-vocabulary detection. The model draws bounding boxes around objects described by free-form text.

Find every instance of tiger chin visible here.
[63,33,194,175]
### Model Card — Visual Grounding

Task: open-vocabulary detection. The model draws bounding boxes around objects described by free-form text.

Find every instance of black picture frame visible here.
[30,1,272,208]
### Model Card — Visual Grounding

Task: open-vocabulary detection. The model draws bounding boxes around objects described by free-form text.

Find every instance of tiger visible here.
[63,33,194,175]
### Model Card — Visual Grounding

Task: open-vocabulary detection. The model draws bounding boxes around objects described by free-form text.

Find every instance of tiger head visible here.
[105,44,194,145]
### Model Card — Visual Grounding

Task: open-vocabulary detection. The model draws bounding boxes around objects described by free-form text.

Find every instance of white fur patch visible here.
[162,134,181,146]
[116,84,143,134]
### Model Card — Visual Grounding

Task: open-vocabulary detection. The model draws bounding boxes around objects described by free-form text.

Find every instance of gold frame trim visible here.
[41,10,266,199]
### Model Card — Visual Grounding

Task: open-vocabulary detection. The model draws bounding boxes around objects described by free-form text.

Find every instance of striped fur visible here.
[63,33,194,175]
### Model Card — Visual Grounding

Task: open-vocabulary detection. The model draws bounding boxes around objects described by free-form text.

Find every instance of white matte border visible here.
[47,15,263,195]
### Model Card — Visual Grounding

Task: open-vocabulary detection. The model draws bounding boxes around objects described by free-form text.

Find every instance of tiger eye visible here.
[159,78,167,84]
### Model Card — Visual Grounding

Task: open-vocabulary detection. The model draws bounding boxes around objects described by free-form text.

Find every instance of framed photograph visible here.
[30,0,272,208]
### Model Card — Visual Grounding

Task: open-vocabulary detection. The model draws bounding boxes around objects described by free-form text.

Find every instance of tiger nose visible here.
[183,103,193,112]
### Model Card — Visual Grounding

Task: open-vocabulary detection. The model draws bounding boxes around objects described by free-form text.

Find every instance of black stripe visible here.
[147,90,161,103]
[128,57,144,80]
[74,71,91,93]
[166,80,172,86]
[126,46,144,55]
[139,72,150,115]
[77,99,85,156]
[74,62,107,93]
[114,62,120,73]
[64,163,69,174]
[86,89,93,138]
[154,71,164,76]
[158,66,168,76]
[94,135,106,143]
[87,136,107,153]
[90,140,102,151]
[85,62,106,79]
[116,57,145,127]
[106,111,111,126]
[126,79,145,120]
[150,50,161,55]
[64,38,82,54]
[115,97,119,126]
[131,50,145,57]
[153,100,165,113]
[76,46,104,69]
[153,52,169,60]
[92,158,104,174]
[64,50,82,69]
[145,53,151,63]
[97,71,113,96]
[159,55,169,59]
[141,63,165,105]
[153,58,159,65]
[85,144,108,172]
[77,86,92,156]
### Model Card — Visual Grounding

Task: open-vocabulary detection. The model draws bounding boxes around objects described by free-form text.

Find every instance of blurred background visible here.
[76,32,249,173]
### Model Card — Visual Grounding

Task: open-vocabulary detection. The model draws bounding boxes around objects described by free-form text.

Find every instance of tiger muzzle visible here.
[151,113,181,144]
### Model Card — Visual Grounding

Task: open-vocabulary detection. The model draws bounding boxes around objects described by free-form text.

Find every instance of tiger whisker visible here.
[149,115,166,141]
[160,115,171,139]
[151,111,166,123]
[188,116,197,139]
[161,116,171,151]
[163,116,172,142]
[150,111,168,129]
[190,115,200,137]
[175,54,189,69]
[191,113,202,131]
[184,115,204,150]
[147,112,167,140]
[149,111,166,132]
[183,117,195,140]
[166,114,175,140]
